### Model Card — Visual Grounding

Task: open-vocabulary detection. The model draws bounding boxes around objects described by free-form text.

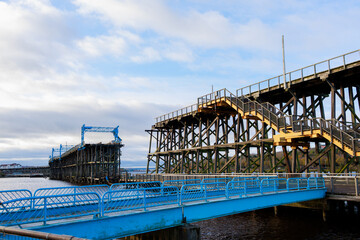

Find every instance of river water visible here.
[196,207,360,240]
[0,177,75,193]
[1,177,359,239]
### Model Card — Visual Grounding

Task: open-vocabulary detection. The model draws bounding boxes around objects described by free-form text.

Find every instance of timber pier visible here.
[147,49,360,175]
[49,125,124,184]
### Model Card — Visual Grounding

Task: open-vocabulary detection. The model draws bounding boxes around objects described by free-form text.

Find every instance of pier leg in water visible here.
[322,208,327,222]
[274,206,278,216]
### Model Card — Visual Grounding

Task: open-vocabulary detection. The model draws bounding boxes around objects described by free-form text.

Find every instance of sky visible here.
[0,0,359,167]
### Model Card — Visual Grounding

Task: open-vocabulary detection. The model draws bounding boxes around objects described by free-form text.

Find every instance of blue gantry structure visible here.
[50,125,122,161]
[0,176,326,239]
[80,125,122,148]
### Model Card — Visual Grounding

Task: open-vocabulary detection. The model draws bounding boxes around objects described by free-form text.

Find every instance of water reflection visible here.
[0,177,75,193]
[196,207,360,240]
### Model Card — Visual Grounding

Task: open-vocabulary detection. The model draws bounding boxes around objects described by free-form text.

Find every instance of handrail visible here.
[155,104,197,123]
[156,85,360,155]
[0,177,326,227]
[291,117,360,154]
[325,119,360,138]
[197,88,360,155]
[0,189,32,202]
[154,49,360,125]
[110,181,161,191]
[237,49,360,97]
[0,192,101,226]
[34,185,109,197]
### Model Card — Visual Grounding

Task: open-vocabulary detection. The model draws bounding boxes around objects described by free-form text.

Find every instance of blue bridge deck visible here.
[0,177,326,239]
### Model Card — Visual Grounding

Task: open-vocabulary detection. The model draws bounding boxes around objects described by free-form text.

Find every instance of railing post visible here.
[286,179,289,192]
[225,183,229,199]
[301,69,304,81]
[43,197,47,225]
[244,181,247,196]
[277,76,280,88]
[307,178,310,190]
[143,190,147,211]
[179,187,183,206]
[355,177,359,196]
[176,189,180,206]
[73,188,76,207]
[297,179,300,190]
[204,184,207,202]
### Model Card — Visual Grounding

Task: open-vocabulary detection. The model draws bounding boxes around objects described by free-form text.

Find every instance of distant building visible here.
[0,163,22,169]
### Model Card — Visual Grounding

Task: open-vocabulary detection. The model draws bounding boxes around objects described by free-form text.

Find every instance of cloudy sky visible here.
[0,0,359,167]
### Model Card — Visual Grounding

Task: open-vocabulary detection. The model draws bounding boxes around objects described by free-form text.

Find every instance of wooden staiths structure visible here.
[146,50,360,174]
[49,125,124,184]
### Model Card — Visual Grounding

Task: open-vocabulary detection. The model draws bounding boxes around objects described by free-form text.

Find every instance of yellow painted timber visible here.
[200,97,360,157]
[275,129,360,157]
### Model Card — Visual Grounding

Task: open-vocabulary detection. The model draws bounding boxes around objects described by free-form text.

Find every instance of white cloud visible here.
[0,0,79,73]
[73,0,277,50]
[131,47,162,63]
[163,42,194,62]
[77,35,127,57]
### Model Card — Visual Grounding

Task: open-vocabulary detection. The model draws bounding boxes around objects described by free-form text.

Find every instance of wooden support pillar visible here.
[291,146,297,173]
[246,119,251,173]
[348,87,356,127]
[282,146,292,173]
[304,147,309,174]
[330,144,336,173]
[340,86,346,124]
[260,123,265,173]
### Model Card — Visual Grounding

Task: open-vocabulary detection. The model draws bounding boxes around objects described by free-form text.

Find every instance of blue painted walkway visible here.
[0,177,326,239]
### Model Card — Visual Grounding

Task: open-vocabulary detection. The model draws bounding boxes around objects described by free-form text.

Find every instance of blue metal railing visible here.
[0,190,32,203]
[102,186,179,214]
[34,185,109,197]
[110,181,161,191]
[180,182,227,204]
[0,177,325,227]
[162,179,201,188]
[0,193,101,226]
[201,178,233,184]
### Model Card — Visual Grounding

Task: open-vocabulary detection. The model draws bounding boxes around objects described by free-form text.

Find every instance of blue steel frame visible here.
[50,144,75,162]
[0,190,32,203]
[0,177,325,229]
[34,185,109,197]
[80,125,122,148]
[25,177,326,240]
[0,193,101,226]
[162,179,201,188]
[110,181,161,191]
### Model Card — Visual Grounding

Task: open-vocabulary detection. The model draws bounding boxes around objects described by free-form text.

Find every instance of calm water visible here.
[0,177,75,193]
[197,207,360,240]
[1,178,359,239]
